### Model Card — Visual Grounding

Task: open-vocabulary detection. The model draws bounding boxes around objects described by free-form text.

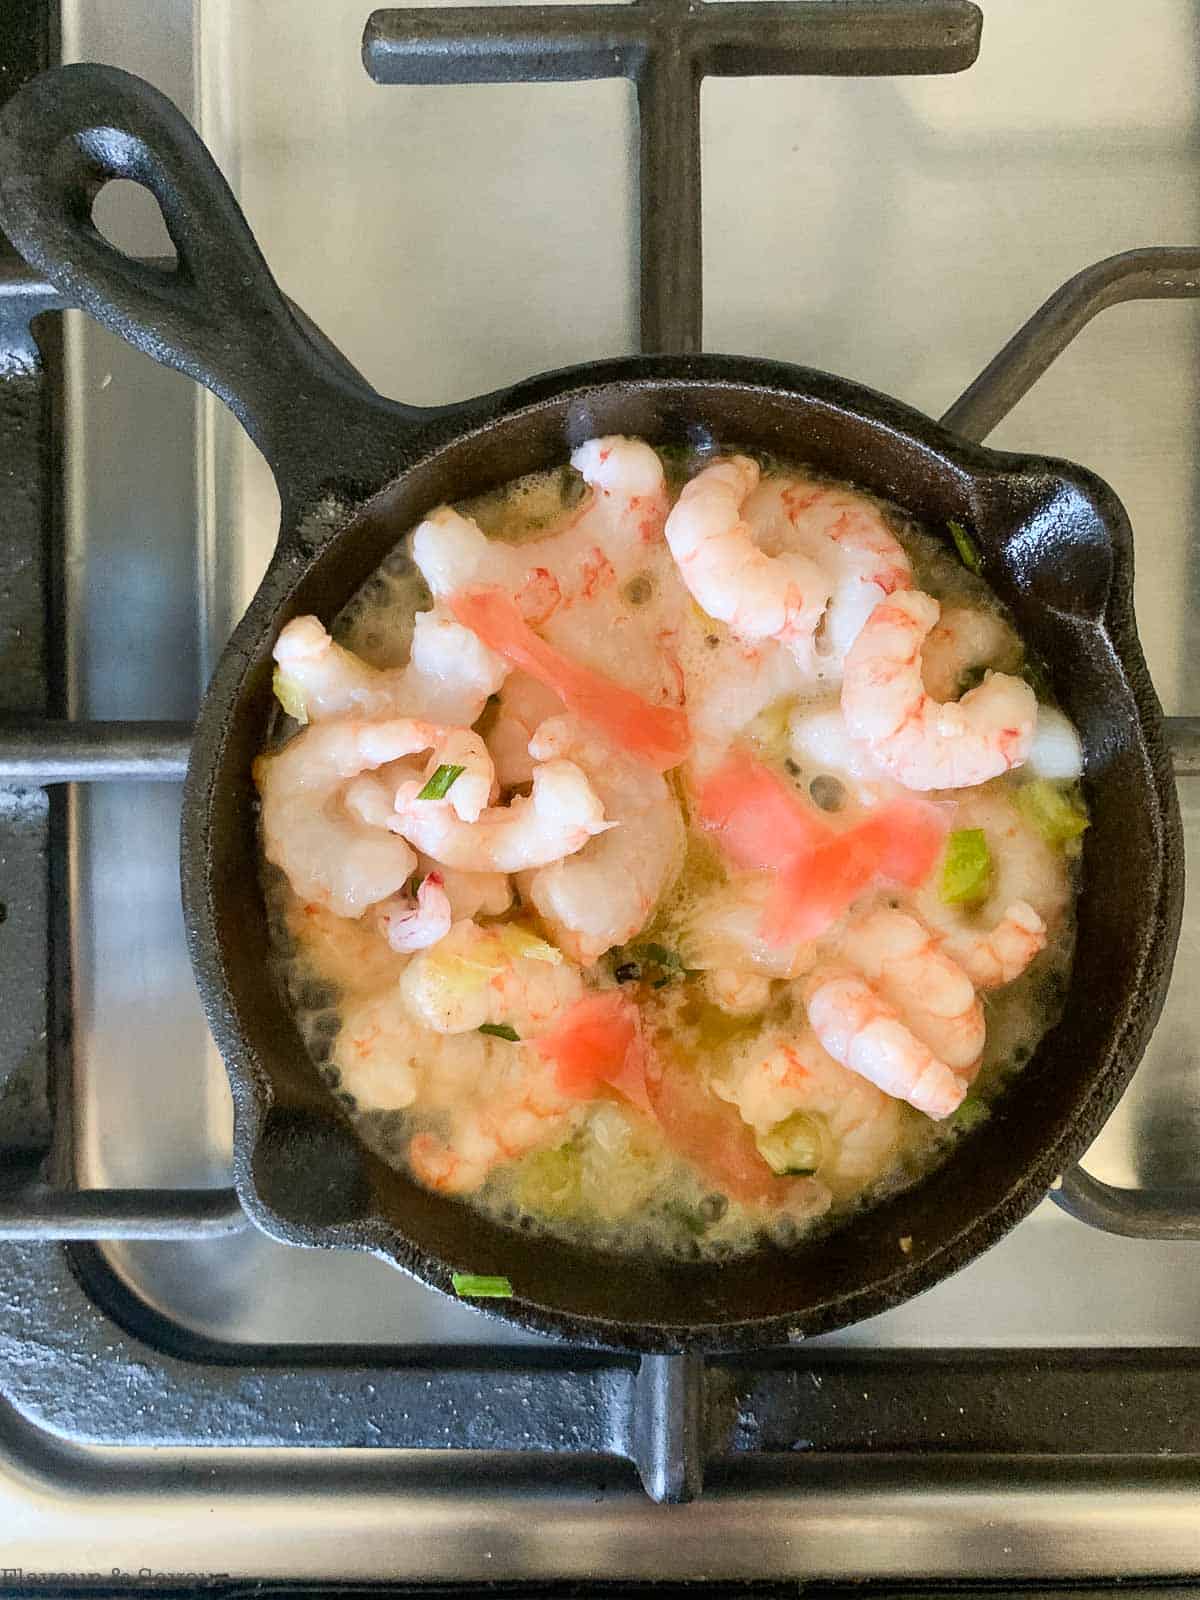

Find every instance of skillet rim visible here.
[181,352,1182,1353]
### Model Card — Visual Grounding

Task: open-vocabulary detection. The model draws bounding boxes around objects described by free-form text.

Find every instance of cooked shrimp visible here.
[570,435,670,549]
[406,607,510,724]
[416,856,512,921]
[409,1050,583,1195]
[259,716,503,916]
[518,715,686,963]
[334,986,461,1112]
[399,918,584,1036]
[487,671,562,787]
[715,1028,905,1192]
[920,604,1022,702]
[706,968,773,1015]
[287,897,408,1000]
[684,876,816,981]
[393,755,610,873]
[682,627,810,748]
[664,457,830,669]
[912,785,1068,988]
[804,964,967,1119]
[255,720,426,917]
[410,436,668,614]
[342,726,494,825]
[272,611,506,727]
[920,594,1087,786]
[838,907,984,1076]
[747,474,912,671]
[842,590,1036,790]
[375,871,453,953]
[334,988,524,1129]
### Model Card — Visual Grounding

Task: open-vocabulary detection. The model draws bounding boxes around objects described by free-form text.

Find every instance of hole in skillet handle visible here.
[0,62,425,522]
[90,175,177,266]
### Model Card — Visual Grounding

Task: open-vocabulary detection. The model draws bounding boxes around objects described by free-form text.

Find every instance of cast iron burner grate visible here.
[1,0,1200,1504]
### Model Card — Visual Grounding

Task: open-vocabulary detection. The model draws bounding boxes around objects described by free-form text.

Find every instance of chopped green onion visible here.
[451,1273,513,1298]
[756,1111,828,1177]
[948,518,983,575]
[271,667,308,725]
[951,1095,990,1133]
[940,828,992,906]
[478,1022,521,1042]
[1015,779,1090,850]
[497,923,563,965]
[417,763,465,801]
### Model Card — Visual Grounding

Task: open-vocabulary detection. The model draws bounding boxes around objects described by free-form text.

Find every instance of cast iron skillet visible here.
[0,63,1182,1353]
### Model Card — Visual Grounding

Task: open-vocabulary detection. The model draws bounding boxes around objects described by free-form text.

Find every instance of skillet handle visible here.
[0,62,418,515]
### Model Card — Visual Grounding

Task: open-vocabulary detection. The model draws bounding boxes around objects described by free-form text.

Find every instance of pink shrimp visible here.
[255,717,479,918]
[272,611,506,727]
[449,584,691,770]
[663,457,830,668]
[520,716,686,964]
[391,757,612,874]
[374,871,453,953]
[410,435,668,625]
[920,604,1022,702]
[716,1029,905,1193]
[804,965,967,1120]
[912,787,1065,988]
[746,473,913,670]
[841,590,1036,790]
[408,1057,580,1195]
[837,908,984,1077]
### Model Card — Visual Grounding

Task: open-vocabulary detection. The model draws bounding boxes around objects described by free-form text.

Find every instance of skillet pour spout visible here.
[0,62,1182,1352]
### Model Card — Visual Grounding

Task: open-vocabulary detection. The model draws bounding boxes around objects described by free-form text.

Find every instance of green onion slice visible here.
[451,1273,513,1298]
[478,1022,521,1042]
[417,763,465,801]
[947,518,983,575]
[940,828,992,905]
[1014,779,1090,850]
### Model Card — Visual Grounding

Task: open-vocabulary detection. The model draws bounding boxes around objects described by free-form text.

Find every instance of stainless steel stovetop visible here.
[2,0,1200,1580]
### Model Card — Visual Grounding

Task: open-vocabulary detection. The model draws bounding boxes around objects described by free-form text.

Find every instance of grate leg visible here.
[632,1351,705,1502]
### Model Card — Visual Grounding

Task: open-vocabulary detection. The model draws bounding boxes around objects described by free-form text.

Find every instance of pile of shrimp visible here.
[256,436,1086,1259]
